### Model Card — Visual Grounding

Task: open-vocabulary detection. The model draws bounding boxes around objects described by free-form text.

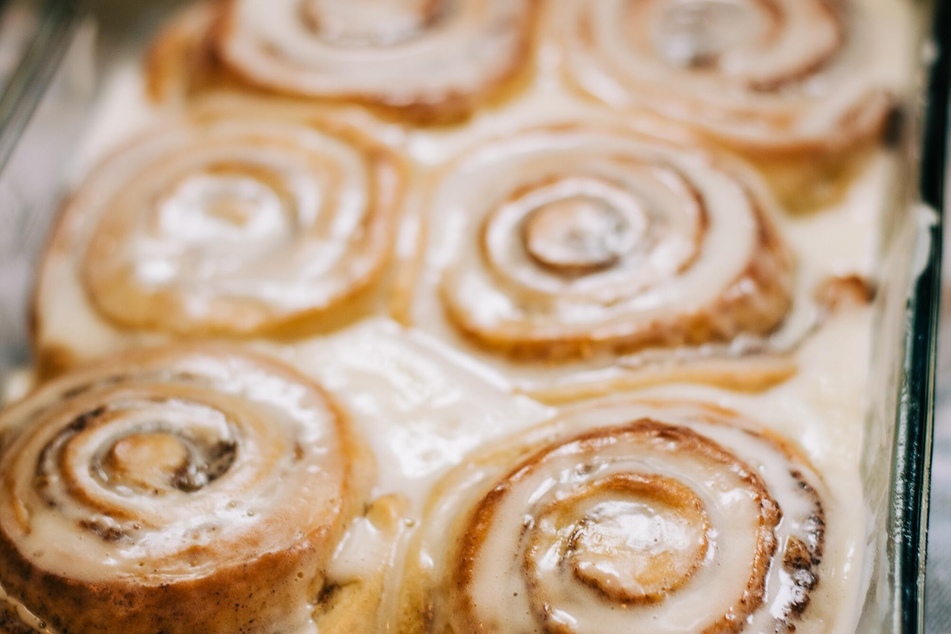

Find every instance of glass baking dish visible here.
[0,0,944,632]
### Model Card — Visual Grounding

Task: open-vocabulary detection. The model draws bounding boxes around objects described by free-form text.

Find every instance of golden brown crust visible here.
[0,539,323,634]
[753,141,885,213]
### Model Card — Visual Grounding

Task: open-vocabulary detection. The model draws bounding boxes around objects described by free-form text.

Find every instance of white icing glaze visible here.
[330,511,398,586]
[43,0,905,374]
[461,428,768,632]
[281,318,552,513]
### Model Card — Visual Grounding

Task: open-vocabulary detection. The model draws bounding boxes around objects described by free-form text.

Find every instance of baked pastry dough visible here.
[397,398,828,633]
[149,0,539,123]
[0,345,367,633]
[34,111,404,374]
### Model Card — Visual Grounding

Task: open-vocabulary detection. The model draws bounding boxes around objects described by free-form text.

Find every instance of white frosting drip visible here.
[330,511,398,586]
[0,582,54,633]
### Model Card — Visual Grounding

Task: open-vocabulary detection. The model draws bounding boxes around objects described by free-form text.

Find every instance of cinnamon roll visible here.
[0,345,367,634]
[398,398,831,633]
[34,113,405,374]
[149,0,539,124]
[402,124,797,393]
[560,0,904,210]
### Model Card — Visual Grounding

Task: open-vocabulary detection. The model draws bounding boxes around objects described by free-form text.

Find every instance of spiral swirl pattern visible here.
[399,399,826,633]
[0,345,362,634]
[211,0,538,122]
[424,125,793,361]
[35,114,403,364]
[561,0,894,156]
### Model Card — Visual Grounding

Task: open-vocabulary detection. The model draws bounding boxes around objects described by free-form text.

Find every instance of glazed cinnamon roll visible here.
[398,398,830,633]
[34,113,404,374]
[560,0,903,210]
[404,125,794,374]
[0,345,366,634]
[150,0,539,123]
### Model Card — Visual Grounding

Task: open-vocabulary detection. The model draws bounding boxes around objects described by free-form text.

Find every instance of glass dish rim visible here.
[892,0,948,629]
